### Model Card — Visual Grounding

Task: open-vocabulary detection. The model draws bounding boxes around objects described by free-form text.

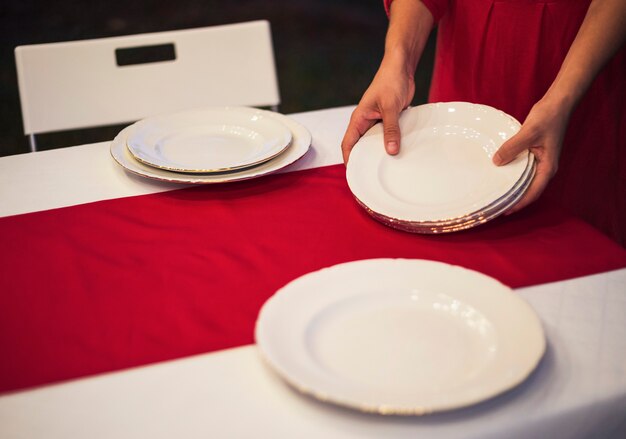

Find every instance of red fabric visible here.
[384,0,448,23]
[1,164,625,393]
[384,0,626,245]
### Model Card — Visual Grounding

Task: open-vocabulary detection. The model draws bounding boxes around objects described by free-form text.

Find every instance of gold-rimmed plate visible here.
[126,107,292,173]
[111,109,310,184]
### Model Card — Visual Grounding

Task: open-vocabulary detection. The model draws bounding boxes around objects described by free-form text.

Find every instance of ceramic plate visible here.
[111,109,310,184]
[126,107,292,173]
[368,161,536,234]
[355,149,535,228]
[256,259,545,415]
[347,102,527,223]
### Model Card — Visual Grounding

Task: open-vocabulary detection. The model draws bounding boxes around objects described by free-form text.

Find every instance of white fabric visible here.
[0,270,624,439]
[0,106,624,438]
[0,106,350,218]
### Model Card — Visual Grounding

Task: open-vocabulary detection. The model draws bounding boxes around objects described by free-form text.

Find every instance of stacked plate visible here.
[346,102,536,233]
[110,106,311,184]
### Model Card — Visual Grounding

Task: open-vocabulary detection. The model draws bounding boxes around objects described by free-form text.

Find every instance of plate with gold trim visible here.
[126,107,292,173]
[255,259,545,415]
[111,109,310,184]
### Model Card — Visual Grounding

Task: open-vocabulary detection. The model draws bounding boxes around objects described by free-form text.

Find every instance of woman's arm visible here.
[493,0,626,213]
[341,0,434,163]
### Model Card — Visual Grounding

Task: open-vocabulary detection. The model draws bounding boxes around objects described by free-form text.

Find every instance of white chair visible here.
[14,20,280,152]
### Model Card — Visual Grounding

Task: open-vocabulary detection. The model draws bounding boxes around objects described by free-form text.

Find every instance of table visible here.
[1,106,625,438]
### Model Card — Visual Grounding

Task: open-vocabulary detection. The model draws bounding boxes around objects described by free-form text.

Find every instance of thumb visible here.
[493,130,531,166]
[381,107,401,155]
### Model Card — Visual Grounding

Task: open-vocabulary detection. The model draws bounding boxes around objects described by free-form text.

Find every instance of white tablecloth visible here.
[1,106,625,438]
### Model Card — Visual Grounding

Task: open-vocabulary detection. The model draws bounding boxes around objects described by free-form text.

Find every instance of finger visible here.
[505,162,553,214]
[380,106,401,155]
[341,110,378,164]
[493,129,533,166]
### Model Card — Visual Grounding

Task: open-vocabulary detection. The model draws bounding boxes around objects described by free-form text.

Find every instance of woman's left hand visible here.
[492,99,572,214]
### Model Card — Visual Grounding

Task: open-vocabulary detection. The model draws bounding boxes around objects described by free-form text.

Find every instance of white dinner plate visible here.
[368,161,536,233]
[110,109,311,184]
[126,107,292,173]
[256,259,545,415]
[357,149,535,228]
[347,102,528,223]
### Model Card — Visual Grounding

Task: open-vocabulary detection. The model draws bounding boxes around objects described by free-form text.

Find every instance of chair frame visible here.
[15,21,281,152]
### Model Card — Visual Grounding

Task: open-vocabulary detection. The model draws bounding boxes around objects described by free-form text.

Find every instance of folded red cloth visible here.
[1,164,624,392]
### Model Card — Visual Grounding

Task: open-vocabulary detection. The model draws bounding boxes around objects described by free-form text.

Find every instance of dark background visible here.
[0,0,435,157]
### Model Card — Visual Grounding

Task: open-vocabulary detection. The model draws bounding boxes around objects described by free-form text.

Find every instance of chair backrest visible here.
[15,20,280,139]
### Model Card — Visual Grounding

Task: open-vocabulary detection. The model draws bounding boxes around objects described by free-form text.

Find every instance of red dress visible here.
[384,0,626,245]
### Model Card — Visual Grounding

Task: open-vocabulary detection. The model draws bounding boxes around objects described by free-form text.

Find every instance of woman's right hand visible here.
[341,0,433,164]
[341,60,415,164]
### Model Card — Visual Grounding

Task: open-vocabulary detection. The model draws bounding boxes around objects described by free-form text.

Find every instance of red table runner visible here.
[1,164,625,393]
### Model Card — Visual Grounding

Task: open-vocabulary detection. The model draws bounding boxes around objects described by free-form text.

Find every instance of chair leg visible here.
[28,134,37,152]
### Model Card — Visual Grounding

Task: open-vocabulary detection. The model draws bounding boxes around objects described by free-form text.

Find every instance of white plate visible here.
[361,154,536,232]
[347,102,528,222]
[356,149,535,228]
[111,109,311,184]
[369,161,536,234]
[127,107,292,173]
[256,259,545,415]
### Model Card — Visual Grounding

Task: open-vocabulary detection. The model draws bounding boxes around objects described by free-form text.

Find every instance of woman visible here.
[342,0,625,244]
